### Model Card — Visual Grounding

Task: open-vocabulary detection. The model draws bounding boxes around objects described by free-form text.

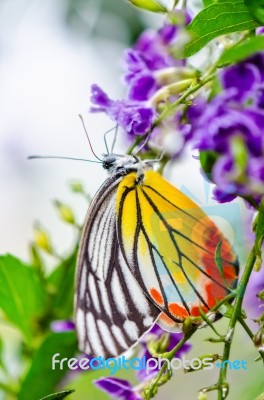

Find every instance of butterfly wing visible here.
[117,170,239,326]
[75,175,160,357]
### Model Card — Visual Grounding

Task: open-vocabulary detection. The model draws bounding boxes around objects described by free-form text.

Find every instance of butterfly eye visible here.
[102,156,117,170]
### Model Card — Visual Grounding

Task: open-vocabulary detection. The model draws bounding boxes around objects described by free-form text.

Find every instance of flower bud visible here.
[128,0,167,13]
[254,254,263,272]
[147,333,170,356]
[33,223,53,254]
[54,200,75,225]
[198,392,208,400]
[69,181,85,194]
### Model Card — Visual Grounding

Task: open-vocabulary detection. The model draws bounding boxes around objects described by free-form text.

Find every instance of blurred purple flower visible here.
[257,27,264,35]
[90,84,154,135]
[255,85,264,109]
[123,12,191,102]
[50,320,75,332]
[90,12,195,144]
[220,53,264,103]
[220,63,262,102]
[94,377,142,400]
[187,54,264,203]
[244,266,264,322]
[137,324,191,381]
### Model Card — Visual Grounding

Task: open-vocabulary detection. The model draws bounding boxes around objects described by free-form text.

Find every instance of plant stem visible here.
[145,327,197,399]
[153,73,215,127]
[239,318,264,361]
[217,243,260,400]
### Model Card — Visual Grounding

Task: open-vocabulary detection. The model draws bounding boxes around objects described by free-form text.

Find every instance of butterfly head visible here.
[102,153,144,176]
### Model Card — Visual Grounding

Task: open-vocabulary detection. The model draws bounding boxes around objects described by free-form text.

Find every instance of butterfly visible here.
[74,152,239,358]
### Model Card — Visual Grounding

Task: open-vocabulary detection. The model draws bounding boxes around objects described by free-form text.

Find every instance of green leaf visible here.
[254,198,264,266]
[245,0,264,25]
[47,248,77,319]
[202,0,215,6]
[184,1,260,57]
[127,0,167,13]
[199,150,218,176]
[214,241,231,289]
[0,254,46,342]
[218,36,264,66]
[230,135,248,175]
[39,390,74,400]
[18,332,77,400]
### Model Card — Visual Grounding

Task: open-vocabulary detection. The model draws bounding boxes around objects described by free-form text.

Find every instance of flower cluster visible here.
[187,53,264,204]
[90,11,194,144]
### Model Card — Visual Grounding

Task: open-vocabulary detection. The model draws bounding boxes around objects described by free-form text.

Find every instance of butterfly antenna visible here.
[156,149,166,162]
[28,155,101,163]
[110,124,118,153]
[78,114,102,161]
[132,133,150,156]
[103,124,118,155]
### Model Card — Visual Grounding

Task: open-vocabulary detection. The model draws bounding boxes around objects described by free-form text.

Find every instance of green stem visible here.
[217,244,259,400]
[239,318,264,361]
[238,317,254,340]
[144,291,237,399]
[211,293,236,312]
[153,73,216,127]
[145,327,197,399]
[127,133,148,155]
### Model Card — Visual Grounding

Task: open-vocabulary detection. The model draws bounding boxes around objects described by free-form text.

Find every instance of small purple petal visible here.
[90,84,112,109]
[159,24,178,44]
[220,63,262,101]
[257,27,264,35]
[94,377,142,400]
[244,266,264,323]
[213,187,237,203]
[248,53,264,81]
[128,74,157,101]
[255,85,264,108]
[124,107,154,135]
[50,320,75,332]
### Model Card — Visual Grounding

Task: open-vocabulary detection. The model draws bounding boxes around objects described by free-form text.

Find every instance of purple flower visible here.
[257,27,264,35]
[137,324,191,381]
[94,377,142,400]
[128,72,157,101]
[244,266,264,322]
[123,14,190,102]
[255,85,264,109]
[220,52,264,103]
[50,320,75,332]
[90,84,154,135]
[187,60,264,203]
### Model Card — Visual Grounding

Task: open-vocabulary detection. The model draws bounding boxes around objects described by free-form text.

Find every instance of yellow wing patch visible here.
[116,170,239,324]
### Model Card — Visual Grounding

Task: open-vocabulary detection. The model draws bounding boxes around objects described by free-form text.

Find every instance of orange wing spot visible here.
[191,305,208,317]
[203,226,222,250]
[150,288,164,306]
[168,303,189,318]
[205,283,224,308]
[222,264,238,280]
[159,312,176,327]
[220,239,236,262]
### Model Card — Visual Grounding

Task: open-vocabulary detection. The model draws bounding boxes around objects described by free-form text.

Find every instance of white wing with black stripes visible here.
[75,175,160,358]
